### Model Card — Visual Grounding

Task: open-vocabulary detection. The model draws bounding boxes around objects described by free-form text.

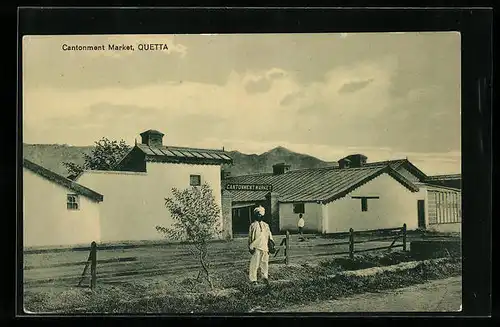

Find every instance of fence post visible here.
[349,228,354,259]
[77,252,91,287]
[402,224,407,251]
[285,230,290,265]
[90,241,97,290]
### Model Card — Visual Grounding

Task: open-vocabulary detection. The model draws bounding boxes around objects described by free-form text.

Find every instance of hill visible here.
[223,146,338,177]
[23,144,94,177]
[22,143,338,178]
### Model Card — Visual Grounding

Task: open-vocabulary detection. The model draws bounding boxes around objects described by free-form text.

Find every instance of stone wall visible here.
[221,190,233,240]
[265,192,280,234]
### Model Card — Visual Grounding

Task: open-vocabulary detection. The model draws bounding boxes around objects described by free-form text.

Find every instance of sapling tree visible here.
[63,138,131,178]
[156,183,222,289]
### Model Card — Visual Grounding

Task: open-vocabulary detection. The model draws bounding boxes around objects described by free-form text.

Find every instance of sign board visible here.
[225,183,273,192]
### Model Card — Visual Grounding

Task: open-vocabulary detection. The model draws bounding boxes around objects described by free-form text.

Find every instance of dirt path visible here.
[275,276,462,312]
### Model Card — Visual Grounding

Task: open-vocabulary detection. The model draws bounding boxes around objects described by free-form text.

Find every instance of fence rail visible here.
[24,224,408,289]
[278,224,407,263]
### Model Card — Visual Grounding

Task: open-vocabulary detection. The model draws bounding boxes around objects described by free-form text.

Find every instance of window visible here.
[67,194,80,210]
[433,191,461,224]
[352,196,379,212]
[190,174,201,186]
[361,198,368,212]
[293,203,305,214]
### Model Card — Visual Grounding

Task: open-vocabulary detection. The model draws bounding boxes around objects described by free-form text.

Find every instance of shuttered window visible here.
[429,190,461,224]
[67,194,80,210]
[190,175,201,186]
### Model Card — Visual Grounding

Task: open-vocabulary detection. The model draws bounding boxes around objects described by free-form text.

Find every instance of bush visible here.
[156,183,222,290]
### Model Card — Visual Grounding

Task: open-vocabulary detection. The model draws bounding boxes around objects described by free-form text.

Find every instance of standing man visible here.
[297,213,305,239]
[248,205,274,286]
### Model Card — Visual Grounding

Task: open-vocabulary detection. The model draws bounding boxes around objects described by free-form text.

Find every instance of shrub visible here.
[156,183,222,290]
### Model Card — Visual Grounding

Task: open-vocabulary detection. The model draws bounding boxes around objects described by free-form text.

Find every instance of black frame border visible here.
[14,7,493,320]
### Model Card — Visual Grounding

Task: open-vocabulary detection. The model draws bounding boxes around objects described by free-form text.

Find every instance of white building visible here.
[23,159,103,248]
[75,129,233,244]
[224,154,461,235]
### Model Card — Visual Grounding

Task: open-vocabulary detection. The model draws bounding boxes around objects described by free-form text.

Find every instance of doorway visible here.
[417,200,426,229]
[232,206,253,234]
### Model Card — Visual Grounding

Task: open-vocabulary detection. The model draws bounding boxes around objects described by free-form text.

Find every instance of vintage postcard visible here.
[21,32,462,314]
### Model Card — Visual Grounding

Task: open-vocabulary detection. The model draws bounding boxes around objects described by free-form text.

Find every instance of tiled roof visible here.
[223,165,419,204]
[415,182,461,192]
[425,174,461,181]
[23,159,104,202]
[135,144,233,165]
[140,129,164,135]
[362,159,407,169]
[362,158,428,181]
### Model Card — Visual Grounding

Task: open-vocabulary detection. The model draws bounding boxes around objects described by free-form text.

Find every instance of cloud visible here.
[22,33,461,174]
[23,58,455,151]
[243,68,288,94]
[245,78,273,93]
[23,63,387,144]
[338,78,374,93]
[280,91,305,106]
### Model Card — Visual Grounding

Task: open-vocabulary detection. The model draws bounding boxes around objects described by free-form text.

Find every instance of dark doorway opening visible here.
[232,202,268,236]
[232,206,253,235]
[417,200,426,229]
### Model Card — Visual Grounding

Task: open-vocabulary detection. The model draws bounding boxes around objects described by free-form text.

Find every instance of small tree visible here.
[156,183,222,289]
[63,137,131,178]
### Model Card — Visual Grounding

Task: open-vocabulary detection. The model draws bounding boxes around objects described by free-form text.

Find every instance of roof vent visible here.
[338,154,367,168]
[221,170,231,180]
[140,129,164,147]
[273,163,291,175]
[338,158,351,169]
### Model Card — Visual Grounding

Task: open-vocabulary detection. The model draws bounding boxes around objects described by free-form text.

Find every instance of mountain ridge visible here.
[22,143,339,178]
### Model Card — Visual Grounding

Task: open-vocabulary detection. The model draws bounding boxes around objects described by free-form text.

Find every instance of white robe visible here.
[248,220,274,282]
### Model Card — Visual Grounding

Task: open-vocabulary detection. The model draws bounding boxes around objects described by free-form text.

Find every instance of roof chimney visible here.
[338,154,367,168]
[140,129,164,147]
[273,163,291,175]
[338,158,351,169]
[221,169,231,180]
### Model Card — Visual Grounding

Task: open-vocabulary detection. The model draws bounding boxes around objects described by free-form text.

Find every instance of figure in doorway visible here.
[248,205,274,287]
[297,213,305,241]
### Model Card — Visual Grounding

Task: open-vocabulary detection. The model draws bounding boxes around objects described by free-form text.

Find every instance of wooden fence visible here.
[275,223,407,264]
[24,224,407,290]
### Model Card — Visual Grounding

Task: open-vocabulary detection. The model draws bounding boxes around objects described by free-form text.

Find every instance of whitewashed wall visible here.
[325,173,426,233]
[77,162,223,243]
[23,168,101,248]
[279,202,322,232]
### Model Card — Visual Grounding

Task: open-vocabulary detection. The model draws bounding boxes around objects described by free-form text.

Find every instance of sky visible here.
[22,32,461,175]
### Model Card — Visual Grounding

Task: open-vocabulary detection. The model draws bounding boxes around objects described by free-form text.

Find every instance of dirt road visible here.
[275,276,462,312]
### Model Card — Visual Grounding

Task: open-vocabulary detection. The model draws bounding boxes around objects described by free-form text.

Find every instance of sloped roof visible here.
[223,165,419,204]
[23,159,104,202]
[415,182,461,192]
[362,159,407,169]
[425,173,461,181]
[134,143,233,165]
[140,129,164,136]
[362,158,428,181]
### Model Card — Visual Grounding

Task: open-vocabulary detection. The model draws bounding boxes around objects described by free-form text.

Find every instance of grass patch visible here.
[24,251,461,314]
[319,251,415,270]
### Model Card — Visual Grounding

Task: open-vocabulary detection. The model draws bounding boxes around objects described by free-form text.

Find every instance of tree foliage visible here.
[156,183,222,289]
[63,138,131,178]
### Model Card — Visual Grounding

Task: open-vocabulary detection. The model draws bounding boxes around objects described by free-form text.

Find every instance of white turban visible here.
[253,206,265,216]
